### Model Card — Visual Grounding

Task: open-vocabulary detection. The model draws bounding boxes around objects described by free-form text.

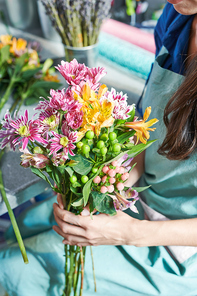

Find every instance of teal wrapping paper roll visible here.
[98,32,155,80]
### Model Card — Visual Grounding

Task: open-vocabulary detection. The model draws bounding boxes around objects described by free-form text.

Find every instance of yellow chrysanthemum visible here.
[125,106,158,144]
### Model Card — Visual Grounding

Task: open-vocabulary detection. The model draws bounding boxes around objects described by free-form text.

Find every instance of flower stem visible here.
[0,153,28,264]
[90,246,97,292]
[80,247,84,296]
[0,77,15,112]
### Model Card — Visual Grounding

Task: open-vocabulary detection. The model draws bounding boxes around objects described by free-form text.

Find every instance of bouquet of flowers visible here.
[0,34,61,114]
[40,0,112,47]
[0,59,158,296]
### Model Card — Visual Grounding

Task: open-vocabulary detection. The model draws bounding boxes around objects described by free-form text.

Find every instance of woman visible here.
[53,1,197,295]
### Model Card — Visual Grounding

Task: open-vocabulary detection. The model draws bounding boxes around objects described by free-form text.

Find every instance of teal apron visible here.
[0,47,197,296]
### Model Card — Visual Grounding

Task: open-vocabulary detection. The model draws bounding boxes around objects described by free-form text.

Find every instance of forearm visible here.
[132,218,197,247]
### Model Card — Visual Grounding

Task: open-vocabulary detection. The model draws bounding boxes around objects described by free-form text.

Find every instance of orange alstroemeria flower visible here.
[0,35,13,49]
[74,83,108,111]
[125,106,158,144]
[77,98,114,140]
[10,37,27,56]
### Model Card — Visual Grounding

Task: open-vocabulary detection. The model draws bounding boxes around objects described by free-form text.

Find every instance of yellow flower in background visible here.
[0,35,12,49]
[10,37,27,56]
[43,70,60,82]
[125,106,158,144]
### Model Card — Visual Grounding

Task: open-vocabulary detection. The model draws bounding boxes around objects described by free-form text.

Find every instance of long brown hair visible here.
[158,56,197,160]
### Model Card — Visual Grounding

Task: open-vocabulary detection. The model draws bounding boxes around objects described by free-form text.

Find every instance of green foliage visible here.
[90,192,116,216]
[69,154,93,175]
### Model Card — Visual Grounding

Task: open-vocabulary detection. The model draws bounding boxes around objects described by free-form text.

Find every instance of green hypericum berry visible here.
[76,142,83,149]
[92,167,98,173]
[100,133,108,141]
[81,175,89,184]
[109,132,117,141]
[97,140,105,149]
[82,144,90,154]
[85,130,94,139]
[112,143,121,152]
[100,147,107,155]
[70,175,77,184]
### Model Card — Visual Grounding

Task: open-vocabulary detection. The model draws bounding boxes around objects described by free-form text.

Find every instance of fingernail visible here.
[81,208,90,216]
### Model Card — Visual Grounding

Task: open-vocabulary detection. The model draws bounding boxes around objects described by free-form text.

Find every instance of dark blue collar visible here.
[154,3,195,74]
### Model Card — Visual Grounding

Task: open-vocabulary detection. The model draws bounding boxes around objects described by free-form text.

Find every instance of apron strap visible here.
[137,46,170,117]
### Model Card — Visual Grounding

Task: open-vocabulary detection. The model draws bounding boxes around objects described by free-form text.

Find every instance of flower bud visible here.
[112,161,118,167]
[109,177,116,184]
[119,167,125,174]
[93,176,101,184]
[116,182,124,191]
[100,186,108,194]
[107,185,114,193]
[102,166,109,174]
[108,169,116,177]
[121,173,130,181]
[102,176,107,183]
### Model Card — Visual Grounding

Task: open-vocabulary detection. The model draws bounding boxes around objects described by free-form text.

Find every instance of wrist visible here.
[127,219,162,247]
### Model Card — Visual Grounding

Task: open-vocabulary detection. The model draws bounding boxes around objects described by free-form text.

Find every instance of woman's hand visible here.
[52,194,141,247]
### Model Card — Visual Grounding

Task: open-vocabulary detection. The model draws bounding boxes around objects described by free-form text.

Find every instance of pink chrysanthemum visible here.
[65,110,83,130]
[49,88,82,113]
[39,110,60,133]
[56,59,87,85]
[0,110,47,150]
[49,124,77,157]
[35,98,52,112]
[103,88,134,120]
[0,111,18,150]
[86,66,106,86]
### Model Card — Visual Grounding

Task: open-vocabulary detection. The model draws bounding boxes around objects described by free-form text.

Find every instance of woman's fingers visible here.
[53,210,87,237]
[53,203,83,226]
[56,194,64,209]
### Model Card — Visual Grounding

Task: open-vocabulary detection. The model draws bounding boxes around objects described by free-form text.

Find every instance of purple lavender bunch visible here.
[39,0,112,47]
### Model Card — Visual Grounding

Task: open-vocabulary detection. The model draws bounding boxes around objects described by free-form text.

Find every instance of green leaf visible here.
[72,182,81,188]
[24,97,39,106]
[69,154,93,175]
[132,185,151,192]
[126,107,135,122]
[30,167,54,189]
[70,186,83,197]
[127,140,156,158]
[0,45,10,64]
[90,191,107,211]
[14,52,29,75]
[71,197,84,207]
[28,80,61,90]
[95,194,116,216]
[117,130,135,144]
[21,66,42,80]
[82,165,104,206]
[42,58,53,73]
[45,164,62,188]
